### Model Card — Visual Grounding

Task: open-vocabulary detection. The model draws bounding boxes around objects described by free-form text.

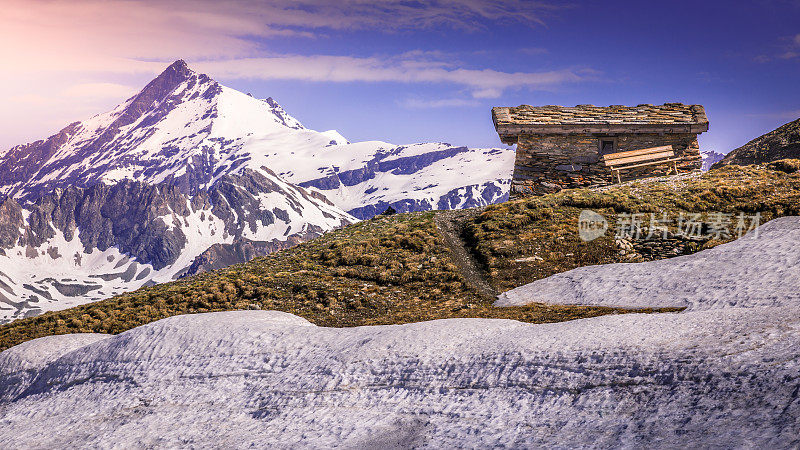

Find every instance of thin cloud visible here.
[156,0,561,32]
[399,98,482,108]
[0,0,569,148]
[780,33,800,59]
[516,47,549,56]
[0,0,568,80]
[196,56,592,98]
[757,33,800,61]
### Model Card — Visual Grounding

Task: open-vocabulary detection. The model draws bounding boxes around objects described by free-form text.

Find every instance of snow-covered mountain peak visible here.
[0,59,513,322]
[0,60,511,219]
[0,61,324,200]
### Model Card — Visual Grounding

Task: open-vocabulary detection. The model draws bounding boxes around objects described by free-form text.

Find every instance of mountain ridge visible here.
[0,168,352,323]
[712,117,800,169]
[0,60,512,217]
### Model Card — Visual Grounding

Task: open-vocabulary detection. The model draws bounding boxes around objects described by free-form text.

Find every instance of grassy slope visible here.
[1,164,798,351]
[0,213,651,351]
[465,164,800,292]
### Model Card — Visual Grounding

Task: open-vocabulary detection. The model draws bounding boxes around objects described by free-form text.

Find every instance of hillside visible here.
[2,216,800,446]
[712,117,800,168]
[498,215,800,309]
[1,163,798,351]
[465,163,800,292]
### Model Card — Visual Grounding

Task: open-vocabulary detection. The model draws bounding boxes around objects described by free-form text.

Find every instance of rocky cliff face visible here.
[0,169,351,323]
[183,238,301,277]
[712,118,800,168]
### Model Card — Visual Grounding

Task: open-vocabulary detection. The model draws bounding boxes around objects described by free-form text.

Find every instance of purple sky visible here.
[1,0,798,153]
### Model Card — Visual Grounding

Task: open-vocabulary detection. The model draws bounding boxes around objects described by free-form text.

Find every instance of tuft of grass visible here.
[767,158,800,174]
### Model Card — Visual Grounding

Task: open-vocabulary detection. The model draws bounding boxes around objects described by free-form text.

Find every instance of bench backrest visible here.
[602,145,674,167]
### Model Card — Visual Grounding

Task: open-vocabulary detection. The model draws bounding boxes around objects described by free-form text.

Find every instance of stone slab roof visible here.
[493,103,709,142]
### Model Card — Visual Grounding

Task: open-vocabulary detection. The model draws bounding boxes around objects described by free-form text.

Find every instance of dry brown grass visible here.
[463,164,800,292]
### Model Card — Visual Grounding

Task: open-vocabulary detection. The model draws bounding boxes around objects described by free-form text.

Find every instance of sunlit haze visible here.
[1,0,798,152]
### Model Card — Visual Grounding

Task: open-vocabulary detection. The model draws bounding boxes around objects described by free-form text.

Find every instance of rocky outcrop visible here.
[712,118,800,168]
[0,168,352,323]
[183,238,302,276]
[615,234,706,262]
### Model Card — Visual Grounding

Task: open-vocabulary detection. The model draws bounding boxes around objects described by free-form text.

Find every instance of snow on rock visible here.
[700,150,725,171]
[0,60,513,219]
[496,216,800,310]
[0,176,352,324]
[3,213,800,448]
[290,144,514,219]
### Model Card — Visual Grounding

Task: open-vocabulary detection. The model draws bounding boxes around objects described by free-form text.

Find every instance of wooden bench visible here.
[601,145,679,183]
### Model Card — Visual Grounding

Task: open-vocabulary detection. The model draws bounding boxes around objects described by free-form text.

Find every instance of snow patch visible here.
[496,216,800,310]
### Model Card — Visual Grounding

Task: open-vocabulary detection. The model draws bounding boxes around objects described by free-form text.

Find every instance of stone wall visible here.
[511,133,702,196]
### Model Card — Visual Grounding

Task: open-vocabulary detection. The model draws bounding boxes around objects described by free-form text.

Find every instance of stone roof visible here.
[492,103,709,142]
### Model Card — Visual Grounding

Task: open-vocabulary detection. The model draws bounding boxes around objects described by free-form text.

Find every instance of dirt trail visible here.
[434,209,498,300]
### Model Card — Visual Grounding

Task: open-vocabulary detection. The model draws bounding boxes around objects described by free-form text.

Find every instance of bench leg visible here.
[673,161,678,175]
[615,169,621,184]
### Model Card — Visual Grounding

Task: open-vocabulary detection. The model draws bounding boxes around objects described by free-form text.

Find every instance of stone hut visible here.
[491,103,709,196]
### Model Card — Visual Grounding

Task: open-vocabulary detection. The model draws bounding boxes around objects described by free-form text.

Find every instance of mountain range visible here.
[0,60,512,214]
[700,150,724,171]
[0,60,512,323]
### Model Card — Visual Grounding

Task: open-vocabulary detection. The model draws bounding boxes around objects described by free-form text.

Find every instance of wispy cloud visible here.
[755,32,800,61]
[778,33,800,59]
[399,98,482,109]
[196,56,592,99]
[156,0,561,33]
[0,0,570,147]
[0,0,561,74]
